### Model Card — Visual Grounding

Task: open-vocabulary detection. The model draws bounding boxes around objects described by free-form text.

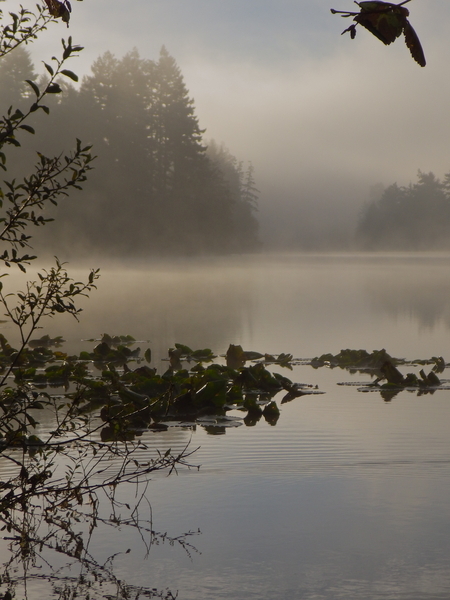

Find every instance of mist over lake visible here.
[6,252,450,362]
[3,1,450,597]
[3,252,450,599]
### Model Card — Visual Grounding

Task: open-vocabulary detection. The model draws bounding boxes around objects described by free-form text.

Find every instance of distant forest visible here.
[0,46,260,257]
[357,171,450,250]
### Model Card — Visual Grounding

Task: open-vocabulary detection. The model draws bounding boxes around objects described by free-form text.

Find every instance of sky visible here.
[19,0,450,246]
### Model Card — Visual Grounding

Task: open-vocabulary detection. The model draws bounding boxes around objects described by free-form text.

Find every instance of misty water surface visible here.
[4,252,450,360]
[2,252,450,600]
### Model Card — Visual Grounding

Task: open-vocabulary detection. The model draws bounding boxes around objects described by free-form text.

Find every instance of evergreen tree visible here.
[0,46,37,110]
[356,171,450,249]
[207,141,260,251]
[150,47,205,199]
[12,47,261,256]
[80,50,156,250]
[238,162,260,250]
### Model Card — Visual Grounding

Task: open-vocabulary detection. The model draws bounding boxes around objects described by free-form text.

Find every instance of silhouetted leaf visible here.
[43,62,54,76]
[60,69,78,82]
[331,0,425,66]
[19,124,35,135]
[25,79,40,97]
[46,83,62,94]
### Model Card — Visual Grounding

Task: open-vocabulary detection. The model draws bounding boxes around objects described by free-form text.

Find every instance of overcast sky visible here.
[23,0,450,245]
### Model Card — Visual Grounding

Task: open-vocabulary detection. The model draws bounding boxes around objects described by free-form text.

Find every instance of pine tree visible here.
[236,162,260,250]
[57,50,158,253]
[206,142,260,251]
[150,47,205,199]
[356,172,450,250]
[24,47,260,256]
[0,46,37,110]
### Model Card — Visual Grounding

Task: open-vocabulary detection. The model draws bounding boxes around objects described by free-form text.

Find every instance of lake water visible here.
[3,252,450,599]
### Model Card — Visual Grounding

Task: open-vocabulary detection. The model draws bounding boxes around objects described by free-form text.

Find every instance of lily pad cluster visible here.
[380,360,441,387]
[0,335,320,440]
[315,348,448,400]
[357,359,446,400]
[311,348,446,373]
[311,347,398,371]
[92,350,319,439]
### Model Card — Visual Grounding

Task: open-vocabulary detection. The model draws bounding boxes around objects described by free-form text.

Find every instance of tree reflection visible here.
[0,438,199,599]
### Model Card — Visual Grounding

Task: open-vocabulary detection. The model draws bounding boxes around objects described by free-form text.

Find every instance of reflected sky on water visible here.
[4,252,450,361]
[2,252,450,599]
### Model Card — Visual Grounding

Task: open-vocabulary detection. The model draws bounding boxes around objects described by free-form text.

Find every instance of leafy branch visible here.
[0,36,83,151]
[0,140,95,269]
[0,4,53,59]
[0,260,99,383]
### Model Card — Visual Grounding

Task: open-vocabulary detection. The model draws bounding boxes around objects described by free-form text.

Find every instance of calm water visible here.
[3,252,450,599]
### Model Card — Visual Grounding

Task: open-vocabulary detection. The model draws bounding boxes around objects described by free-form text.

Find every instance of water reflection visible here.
[362,255,450,331]
[0,430,200,600]
[122,386,450,600]
[2,253,450,599]
[3,253,450,361]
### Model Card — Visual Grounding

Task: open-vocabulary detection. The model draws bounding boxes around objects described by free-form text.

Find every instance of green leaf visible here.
[195,380,228,405]
[60,69,79,82]
[25,413,37,428]
[43,62,54,76]
[10,108,24,120]
[45,83,62,94]
[25,79,40,97]
[174,343,193,355]
[19,124,35,135]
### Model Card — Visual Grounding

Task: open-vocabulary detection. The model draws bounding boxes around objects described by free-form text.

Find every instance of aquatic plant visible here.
[321,349,448,400]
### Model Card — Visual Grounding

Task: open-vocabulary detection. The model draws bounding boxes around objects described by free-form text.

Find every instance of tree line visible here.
[0,46,260,257]
[356,170,450,250]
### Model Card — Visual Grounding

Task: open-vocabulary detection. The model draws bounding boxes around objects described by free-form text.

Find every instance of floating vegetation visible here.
[0,336,321,442]
[309,348,448,400]
[167,343,216,369]
[331,351,448,400]
[311,348,398,371]
[225,344,302,370]
[225,344,263,368]
[84,333,139,346]
[310,348,446,374]
[28,334,65,348]
[7,337,449,438]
